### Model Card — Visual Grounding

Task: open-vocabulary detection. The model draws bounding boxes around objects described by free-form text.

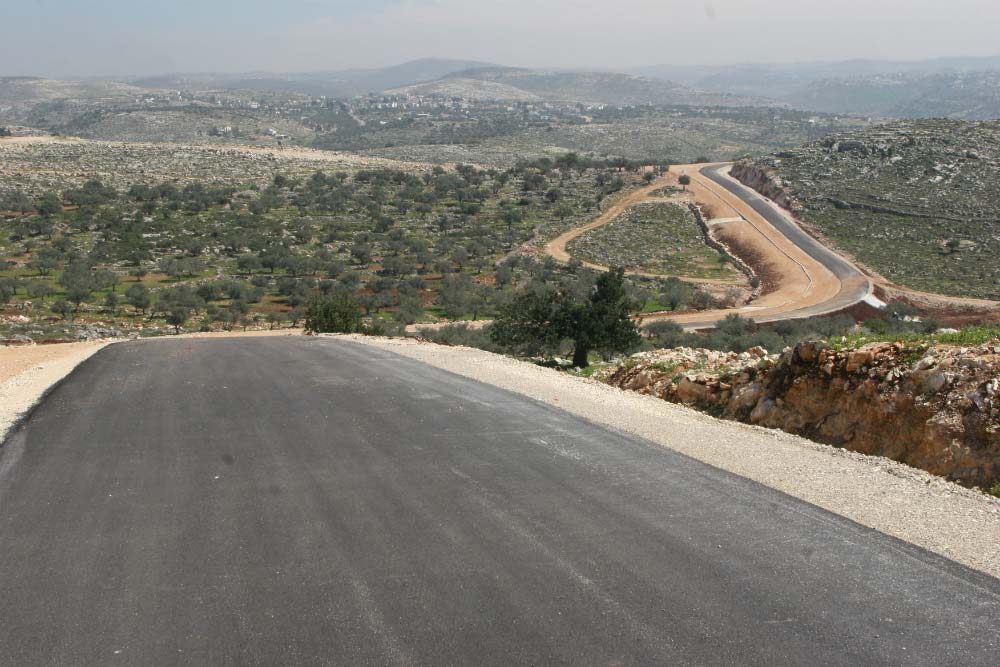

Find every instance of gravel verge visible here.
[0,341,112,445]
[336,334,1000,579]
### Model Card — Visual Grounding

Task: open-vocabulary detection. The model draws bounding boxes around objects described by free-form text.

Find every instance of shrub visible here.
[304,294,364,334]
[644,320,685,348]
[419,323,499,350]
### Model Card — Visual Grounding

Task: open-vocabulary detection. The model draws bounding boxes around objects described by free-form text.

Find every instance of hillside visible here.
[390,68,764,106]
[636,57,1000,119]
[327,105,865,169]
[130,59,493,98]
[1,137,693,341]
[0,76,318,146]
[788,71,1000,120]
[0,77,153,105]
[732,119,1000,299]
[0,77,158,125]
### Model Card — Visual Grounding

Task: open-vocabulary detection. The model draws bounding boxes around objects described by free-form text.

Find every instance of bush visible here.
[304,294,364,334]
[419,323,499,350]
[988,481,1000,499]
[644,320,685,348]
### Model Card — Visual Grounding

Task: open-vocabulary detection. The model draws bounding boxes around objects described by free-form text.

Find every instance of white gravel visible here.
[338,335,1000,580]
[0,341,111,445]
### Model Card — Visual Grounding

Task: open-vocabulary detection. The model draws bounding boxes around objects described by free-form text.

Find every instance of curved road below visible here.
[542,163,873,330]
[0,336,998,665]
[656,164,872,329]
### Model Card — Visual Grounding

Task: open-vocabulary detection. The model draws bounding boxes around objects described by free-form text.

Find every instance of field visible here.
[349,106,869,168]
[566,202,735,281]
[1,143,714,339]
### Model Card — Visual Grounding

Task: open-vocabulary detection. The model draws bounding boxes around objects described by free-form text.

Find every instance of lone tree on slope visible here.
[490,267,641,368]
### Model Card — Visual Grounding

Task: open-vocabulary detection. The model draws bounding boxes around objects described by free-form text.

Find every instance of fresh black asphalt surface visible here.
[1,337,997,665]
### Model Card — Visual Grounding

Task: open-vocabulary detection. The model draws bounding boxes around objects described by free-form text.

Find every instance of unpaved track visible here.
[542,179,740,286]
[0,341,110,445]
[0,343,100,384]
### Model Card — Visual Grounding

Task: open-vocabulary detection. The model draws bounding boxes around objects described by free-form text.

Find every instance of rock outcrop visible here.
[728,161,801,213]
[600,340,1000,487]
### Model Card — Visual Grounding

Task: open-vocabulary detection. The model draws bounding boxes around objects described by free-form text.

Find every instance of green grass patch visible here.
[828,325,1000,351]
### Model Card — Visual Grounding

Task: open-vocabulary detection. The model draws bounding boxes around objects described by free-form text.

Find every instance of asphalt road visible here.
[699,164,873,322]
[1,337,997,666]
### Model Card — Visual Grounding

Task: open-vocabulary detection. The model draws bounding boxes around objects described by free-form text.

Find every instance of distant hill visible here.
[0,77,152,104]
[0,77,160,126]
[130,59,495,97]
[793,71,1000,119]
[635,57,1000,119]
[389,67,765,106]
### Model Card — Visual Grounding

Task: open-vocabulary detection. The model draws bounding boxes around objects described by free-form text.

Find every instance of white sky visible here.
[4,0,1000,76]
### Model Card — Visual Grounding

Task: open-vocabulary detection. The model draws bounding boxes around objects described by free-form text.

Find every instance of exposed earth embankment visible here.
[600,340,1000,488]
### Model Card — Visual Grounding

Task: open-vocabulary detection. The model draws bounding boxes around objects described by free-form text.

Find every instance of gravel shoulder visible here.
[337,334,1000,580]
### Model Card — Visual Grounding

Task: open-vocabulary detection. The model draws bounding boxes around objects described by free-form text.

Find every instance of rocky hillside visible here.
[732,119,1000,299]
[792,71,1000,120]
[599,339,1000,489]
[635,58,1000,119]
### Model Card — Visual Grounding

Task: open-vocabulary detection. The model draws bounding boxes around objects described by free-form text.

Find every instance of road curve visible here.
[642,164,872,329]
[701,164,872,311]
[539,163,872,330]
[1,337,997,665]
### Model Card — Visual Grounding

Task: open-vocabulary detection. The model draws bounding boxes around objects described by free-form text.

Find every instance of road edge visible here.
[332,334,1000,580]
[0,341,114,449]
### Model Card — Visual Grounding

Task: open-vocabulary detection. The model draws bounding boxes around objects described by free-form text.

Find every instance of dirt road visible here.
[542,178,740,286]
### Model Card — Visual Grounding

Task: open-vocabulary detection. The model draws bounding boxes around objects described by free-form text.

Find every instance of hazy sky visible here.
[5,0,1000,76]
